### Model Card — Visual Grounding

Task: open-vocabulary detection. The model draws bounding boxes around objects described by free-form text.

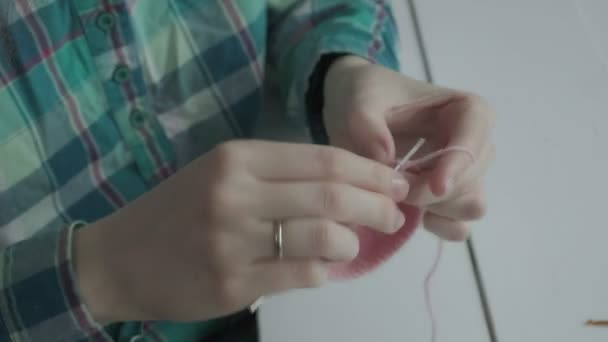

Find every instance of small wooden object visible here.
[585,320,608,327]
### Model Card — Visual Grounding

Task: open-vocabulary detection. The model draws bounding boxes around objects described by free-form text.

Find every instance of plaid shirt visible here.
[0,0,399,341]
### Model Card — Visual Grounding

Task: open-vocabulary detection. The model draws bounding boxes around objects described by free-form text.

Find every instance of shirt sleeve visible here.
[0,222,113,341]
[267,0,401,143]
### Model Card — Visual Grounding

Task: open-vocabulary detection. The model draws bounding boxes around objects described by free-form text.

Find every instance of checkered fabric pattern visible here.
[0,0,400,340]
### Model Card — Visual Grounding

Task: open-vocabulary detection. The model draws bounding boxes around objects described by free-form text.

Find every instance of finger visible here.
[252,182,406,234]
[251,260,329,296]
[232,141,408,201]
[406,142,494,206]
[341,111,395,164]
[423,213,470,241]
[426,184,486,221]
[386,92,456,128]
[252,219,359,262]
[429,95,495,196]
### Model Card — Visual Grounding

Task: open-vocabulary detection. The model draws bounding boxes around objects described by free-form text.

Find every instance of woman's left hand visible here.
[322,55,496,241]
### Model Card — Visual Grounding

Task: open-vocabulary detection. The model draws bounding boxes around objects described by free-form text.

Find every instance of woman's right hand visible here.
[74,140,410,324]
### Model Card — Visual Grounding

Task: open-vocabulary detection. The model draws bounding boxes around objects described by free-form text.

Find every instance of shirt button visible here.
[96,12,116,32]
[129,109,147,128]
[112,64,131,84]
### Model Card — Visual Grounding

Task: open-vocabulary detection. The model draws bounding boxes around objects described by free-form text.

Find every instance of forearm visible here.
[267,0,401,141]
[305,54,373,144]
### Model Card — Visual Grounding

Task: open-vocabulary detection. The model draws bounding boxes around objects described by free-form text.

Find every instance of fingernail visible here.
[393,211,406,232]
[391,173,409,201]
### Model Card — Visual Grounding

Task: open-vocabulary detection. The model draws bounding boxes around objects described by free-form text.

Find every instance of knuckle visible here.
[451,225,471,241]
[205,234,234,270]
[320,184,344,215]
[317,146,345,180]
[212,141,246,175]
[457,91,484,109]
[312,220,337,256]
[204,186,234,224]
[203,180,248,225]
[463,92,484,105]
[462,92,496,124]
[374,164,393,193]
[466,196,487,220]
[299,262,327,288]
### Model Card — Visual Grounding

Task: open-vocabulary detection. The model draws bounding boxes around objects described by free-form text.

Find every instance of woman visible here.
[0,1,494,341]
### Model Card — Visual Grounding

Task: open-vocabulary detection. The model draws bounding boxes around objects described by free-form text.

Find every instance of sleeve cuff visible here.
[279,20,401,145]
[0,221,114,341]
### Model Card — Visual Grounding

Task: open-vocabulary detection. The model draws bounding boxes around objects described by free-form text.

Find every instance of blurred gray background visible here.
[258,1,608,341]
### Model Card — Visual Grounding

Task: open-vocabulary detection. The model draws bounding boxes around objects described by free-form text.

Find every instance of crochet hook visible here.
[248,138,426,313]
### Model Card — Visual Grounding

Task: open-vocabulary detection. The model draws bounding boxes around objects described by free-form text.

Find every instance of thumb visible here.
[347,112,395,164]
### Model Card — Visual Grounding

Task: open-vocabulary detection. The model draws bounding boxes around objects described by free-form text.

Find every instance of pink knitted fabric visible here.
[328,203,421,280]
[328,146,475,280]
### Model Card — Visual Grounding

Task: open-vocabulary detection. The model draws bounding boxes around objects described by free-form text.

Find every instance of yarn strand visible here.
[394,139,441,342]
[394,139,476,342]
[424,238,443,342]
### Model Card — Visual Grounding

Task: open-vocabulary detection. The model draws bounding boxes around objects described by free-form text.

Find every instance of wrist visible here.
[73,217,127,325]
[324,55,371,95]
[306,53,369,145]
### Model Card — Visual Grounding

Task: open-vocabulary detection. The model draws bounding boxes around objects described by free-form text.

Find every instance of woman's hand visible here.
[74,140,410,324]
[323,55,495,241]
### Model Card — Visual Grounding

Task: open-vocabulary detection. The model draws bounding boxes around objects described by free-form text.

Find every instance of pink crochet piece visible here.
[248,140,476,334]
[327,203,422,280]
[324,140,474,342]
[327,144,475,281]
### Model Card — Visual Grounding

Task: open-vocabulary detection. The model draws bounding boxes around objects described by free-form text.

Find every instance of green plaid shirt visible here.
[0,0,399,341]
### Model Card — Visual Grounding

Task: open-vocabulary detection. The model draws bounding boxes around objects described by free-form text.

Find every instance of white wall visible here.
[258,2,490,341]
[415,0,608,341]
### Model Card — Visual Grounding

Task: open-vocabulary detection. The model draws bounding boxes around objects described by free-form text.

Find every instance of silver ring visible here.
[274,220,284,259]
